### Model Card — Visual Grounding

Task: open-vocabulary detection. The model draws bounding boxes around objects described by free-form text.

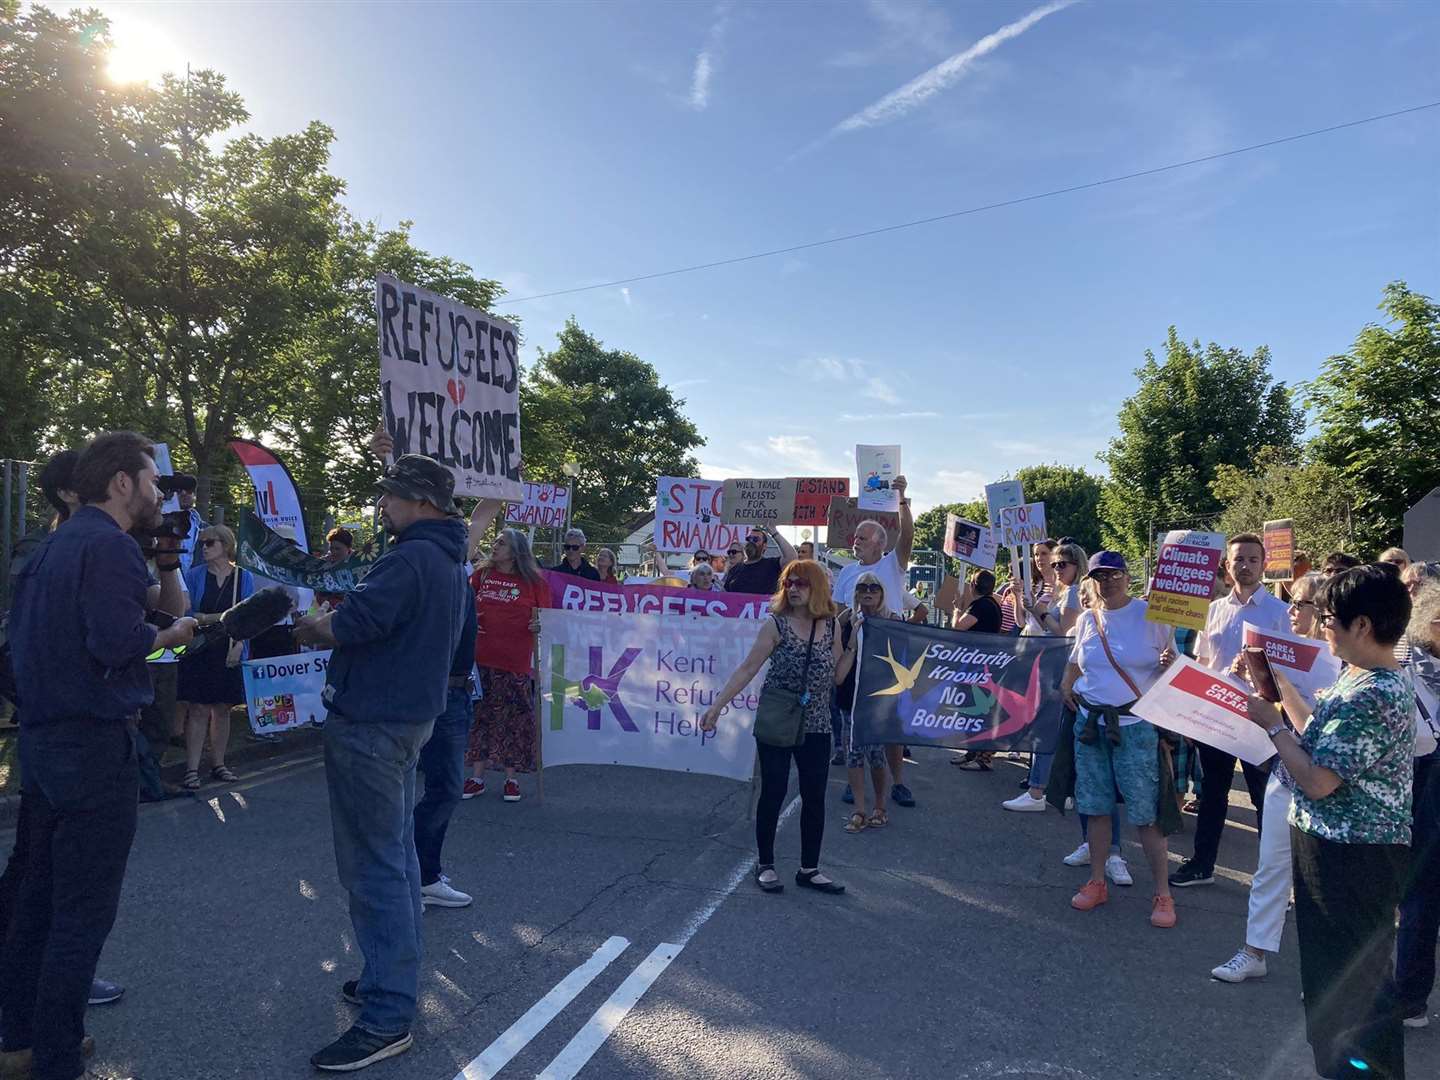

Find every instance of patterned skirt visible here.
[466,666,537,772]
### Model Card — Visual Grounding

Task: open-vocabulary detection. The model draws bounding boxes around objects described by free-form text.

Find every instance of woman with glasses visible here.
[178,525,255,789]
[463,528,549,803]
[1211,571,1329,984]
[1245,566,1413,1078]
[702,561,843,895]
[832,571,895,833]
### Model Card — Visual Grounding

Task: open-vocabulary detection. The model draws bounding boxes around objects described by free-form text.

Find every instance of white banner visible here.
[506,482,571,528]
[375,273,522,500]
[984,480,1024,527]
[240,651,330,735]
[997,501,1047,548]
[1242,621,1342,704]
[654,476,747,555]
[1129,656,1276,766]
[538,609,766,781]
[856,444,900,512]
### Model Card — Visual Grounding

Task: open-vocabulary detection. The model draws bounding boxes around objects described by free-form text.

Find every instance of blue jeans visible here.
[414,688,471,887]
[324,714,434,1038]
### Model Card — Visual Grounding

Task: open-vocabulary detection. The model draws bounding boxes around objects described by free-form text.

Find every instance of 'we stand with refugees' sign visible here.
[375,273,522,500]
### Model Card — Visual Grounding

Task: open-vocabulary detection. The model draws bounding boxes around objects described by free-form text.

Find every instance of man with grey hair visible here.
[550,528,600,581]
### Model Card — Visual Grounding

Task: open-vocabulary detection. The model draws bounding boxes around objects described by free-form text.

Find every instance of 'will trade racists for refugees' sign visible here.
[375,273,522,500]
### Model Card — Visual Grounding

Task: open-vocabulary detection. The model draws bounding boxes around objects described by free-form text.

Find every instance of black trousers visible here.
[1191,743,1270,872]
[755,732,830,869]
[0,720,139,1080]
[1292,827,1408,1080]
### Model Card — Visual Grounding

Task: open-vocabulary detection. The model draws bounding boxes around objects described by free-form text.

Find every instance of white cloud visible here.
[929,468,988,504]
[763,436,853,477]
[863,376,900,405]
[796,356,906,407]
[620,286,632,307]
[695,461,751,481]
[830,0,954,69]
[830,0,1077,136]
[839,410,941,421]
[688,5,731,110]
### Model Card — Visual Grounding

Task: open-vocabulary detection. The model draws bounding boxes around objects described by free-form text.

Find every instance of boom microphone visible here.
[220,587,297,641]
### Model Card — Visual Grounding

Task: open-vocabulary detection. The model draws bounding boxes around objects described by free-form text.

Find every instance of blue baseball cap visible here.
[1086,551,1129,578]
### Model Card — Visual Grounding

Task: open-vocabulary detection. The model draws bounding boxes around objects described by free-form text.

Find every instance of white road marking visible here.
[452,935,630,1080]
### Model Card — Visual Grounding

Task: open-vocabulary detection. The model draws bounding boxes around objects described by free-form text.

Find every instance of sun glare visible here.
[104,18,185,86]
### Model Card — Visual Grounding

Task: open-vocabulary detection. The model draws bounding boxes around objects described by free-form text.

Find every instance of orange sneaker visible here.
[1071,881,1108,911]
[1151,894,1177,928]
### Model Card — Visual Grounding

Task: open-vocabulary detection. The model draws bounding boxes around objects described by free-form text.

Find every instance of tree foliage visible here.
[1211,447,1359,560]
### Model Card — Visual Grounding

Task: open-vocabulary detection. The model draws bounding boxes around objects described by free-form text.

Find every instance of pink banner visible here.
[543,571,770,619]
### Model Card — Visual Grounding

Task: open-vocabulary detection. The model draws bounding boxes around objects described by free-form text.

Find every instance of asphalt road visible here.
[8,748,1438,1080]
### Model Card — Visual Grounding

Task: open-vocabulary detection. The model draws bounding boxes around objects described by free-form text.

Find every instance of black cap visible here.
[376,455,457,514]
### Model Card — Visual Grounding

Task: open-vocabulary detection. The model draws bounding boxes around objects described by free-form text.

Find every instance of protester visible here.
[6,450,80,584]
[1170,533,1291,889]
[313,526,356,609]
[1379,547,1411,572]
[1011,539,1056,635]
[173,474,204,573]
[798,541,816,560]
[689,563,721,591]
[1393,581,1440,1028]
[292,454,470,1072]
[702,560,844,895]
[692,549,712,569]
[464,528,549,803]
[1061,552,1178,927]
[594,547,620,584]
[950,568,1004,773]
[1293,549,1313,580]
[2,432,197,1080]
[551,528,600,580]
[1401,560,1440,599]
[1324,551,1363,576]
[1210,571,1328,984]
[178,524,255,790]
[832,572,894,832]
[833,476,912,614]
[1245,565,1413,1079]
[721,524,797,596]
[722,541,744,582]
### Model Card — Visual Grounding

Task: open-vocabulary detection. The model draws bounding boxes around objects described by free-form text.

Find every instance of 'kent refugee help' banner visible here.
[375,273,522,500]
[851,618,1070,751]
[545,571,768,619]
[539,609,767,781]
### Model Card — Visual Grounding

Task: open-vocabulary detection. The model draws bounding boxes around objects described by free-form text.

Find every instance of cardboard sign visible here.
[984,480,1024,527]
[826,497,899,550]
[944,514,997,570]
[997,502,1047,548]
[507,482,571,529]
[792,477,849,527]
[1241,621,1342,703]
[1130,656,1276,766]
[1145,529,1224,632]
[1263,519,1295,582]
[720,478,799,526]
[654,477,746,555]
[857,444,901,512]
[375,272,522,500]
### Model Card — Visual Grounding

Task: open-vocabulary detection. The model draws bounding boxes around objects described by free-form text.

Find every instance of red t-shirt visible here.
[471,568,550,676]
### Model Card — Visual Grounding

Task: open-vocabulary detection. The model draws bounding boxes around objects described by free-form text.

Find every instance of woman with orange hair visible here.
[703,560,844,895]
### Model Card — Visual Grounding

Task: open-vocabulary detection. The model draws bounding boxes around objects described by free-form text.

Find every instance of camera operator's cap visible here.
[170,472,197,492]
[1086,551,1129,578]
[377,454,457,514]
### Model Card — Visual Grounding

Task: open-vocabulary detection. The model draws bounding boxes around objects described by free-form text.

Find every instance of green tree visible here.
[1099,329,1303,564]
[1306,282,1440,554]
[1012,464,1104,555]
[1211,446,1359,559]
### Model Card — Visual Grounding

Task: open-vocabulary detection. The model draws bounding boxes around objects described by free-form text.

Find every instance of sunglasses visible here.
[1316,611,1337,629]
[201,538,221,547]
[747,535,764,544]
[564,544,583,551]
[1289,599,1315,610]
[784,579,811,590]
[726,548,742,556]
[695,553,710,561]
[855,583,883,594]
[1051,560,1071,571]
[1090,569,1126,581]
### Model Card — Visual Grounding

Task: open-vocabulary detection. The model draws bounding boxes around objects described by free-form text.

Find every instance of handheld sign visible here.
[1241,620,1341,703]
[507,482,571,529]
[943,514,997,570]
[720,478,799,526]
[1129,656,1276,766]
[1145,530,1224,632]
[997,502,1047,548]
[375,273,522,500]
[856,445,900,513]
[792,477,849,527]
[655,477,745,555]
[1262,519,1295,582]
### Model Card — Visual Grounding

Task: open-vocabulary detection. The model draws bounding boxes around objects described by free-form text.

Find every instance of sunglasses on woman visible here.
[727,548,742,556]
[1051,560,1071,571]
[855,583,883,594]
[1289,599,1315,610]
[1091,569,1126,581]
[564,544,583,551]
[201,538,221,548]
[784,579,811,590]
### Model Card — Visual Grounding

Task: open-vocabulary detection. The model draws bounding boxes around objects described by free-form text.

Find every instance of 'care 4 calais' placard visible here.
[375,273,522,500]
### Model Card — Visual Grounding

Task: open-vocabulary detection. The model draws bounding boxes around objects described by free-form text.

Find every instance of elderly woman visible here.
[1401,559,1440,600]
[1246,566,1413,1078]
[702,560,843,895]
[1211,571,1330,983]
[689,563,722,592]
[1394,581,1440,1029]
[832,571,895,833]
[1063,552,1177,926]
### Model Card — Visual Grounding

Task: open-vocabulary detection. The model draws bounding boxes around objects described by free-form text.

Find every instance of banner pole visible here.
[533,633,545,804]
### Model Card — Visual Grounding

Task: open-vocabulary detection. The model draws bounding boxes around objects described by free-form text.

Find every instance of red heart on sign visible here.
[446,379,465,406]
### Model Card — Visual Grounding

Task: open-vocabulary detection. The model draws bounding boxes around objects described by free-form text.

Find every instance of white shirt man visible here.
[833,475,913,616]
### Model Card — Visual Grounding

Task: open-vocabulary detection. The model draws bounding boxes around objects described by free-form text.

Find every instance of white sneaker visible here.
[421,875,473,909]
[1062,842,1090,866]
[1064,796,1075,811]
[1402,1011,1430,1029]
[1105,854,1133,886]
[1211,948,1268,983]
[1002,792,1047,813]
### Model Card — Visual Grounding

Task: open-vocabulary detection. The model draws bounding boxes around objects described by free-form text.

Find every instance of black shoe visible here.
[140,784,187,803]
[795,869,845,894]
[341,980,361,1006]
[311,1025,413,1072]
[1168,861,1215,888]
[88,977,125,1006]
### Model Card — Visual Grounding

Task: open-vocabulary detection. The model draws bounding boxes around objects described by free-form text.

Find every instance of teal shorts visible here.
[1072,710,1160,826]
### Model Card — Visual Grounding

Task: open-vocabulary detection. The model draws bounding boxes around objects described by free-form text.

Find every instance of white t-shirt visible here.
[834,550,907,616]
[1196,586,1291,672]
[1070,599,1174,718]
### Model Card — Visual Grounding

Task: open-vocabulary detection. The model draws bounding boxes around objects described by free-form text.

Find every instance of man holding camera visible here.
[1,432,197,1080]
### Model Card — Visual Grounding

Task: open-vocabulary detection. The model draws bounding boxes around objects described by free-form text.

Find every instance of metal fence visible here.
[1,459,47,606]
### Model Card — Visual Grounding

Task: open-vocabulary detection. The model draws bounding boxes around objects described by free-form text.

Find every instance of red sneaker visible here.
[502,779,521,803]
[462,777,485,800]
[1071,880,1108,911]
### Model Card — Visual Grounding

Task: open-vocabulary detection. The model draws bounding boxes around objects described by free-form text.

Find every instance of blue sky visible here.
[79,0,1440,514]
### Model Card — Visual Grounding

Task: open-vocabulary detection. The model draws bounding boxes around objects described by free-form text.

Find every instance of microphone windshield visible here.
[220,587,296,641]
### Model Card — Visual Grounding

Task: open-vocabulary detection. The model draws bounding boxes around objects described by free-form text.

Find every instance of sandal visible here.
[844,812,867,834]
[183,770,201,791]
[867,808,888,828]
[211,765,238,783]
[753,864,784,894]
[795,869,846,894]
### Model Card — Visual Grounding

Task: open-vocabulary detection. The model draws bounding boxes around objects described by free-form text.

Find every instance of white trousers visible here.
[1246,772,1295,954]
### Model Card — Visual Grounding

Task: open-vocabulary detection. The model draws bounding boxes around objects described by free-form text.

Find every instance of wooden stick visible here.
[533,631,545,804]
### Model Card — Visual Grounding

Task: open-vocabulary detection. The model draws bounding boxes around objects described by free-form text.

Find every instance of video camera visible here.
[133,472,197,560]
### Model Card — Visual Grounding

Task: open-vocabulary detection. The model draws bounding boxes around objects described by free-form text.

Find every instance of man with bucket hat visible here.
[294,454,470,1072]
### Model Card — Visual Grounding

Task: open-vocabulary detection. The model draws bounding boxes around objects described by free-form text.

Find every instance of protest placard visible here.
[997,502,1047,548]
[825,497,899,550]
[792,477,849,527]
[1130,656,1276,766]
[507,482,570,529]
[1263,519,1295,582]
[375,272,522,500]
[237,511,382,593]
[1242,620,1342,702]
[984,480,1024,526]
[720,478,799,526]
[1145,530,1224,632]
[539,609,766,781]
[943,514,997,570]
[544,571,770,619]
[856,445,900,512]
[241,651,330,735]
[654,477,746,554]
